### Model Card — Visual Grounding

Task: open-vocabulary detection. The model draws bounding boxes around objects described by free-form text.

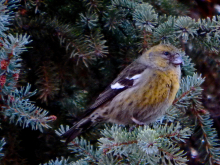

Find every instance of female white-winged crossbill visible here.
[63,44,183,143]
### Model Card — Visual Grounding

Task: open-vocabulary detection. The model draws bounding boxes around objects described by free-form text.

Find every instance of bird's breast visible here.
[136,69,180,108]
[103,68,180,125]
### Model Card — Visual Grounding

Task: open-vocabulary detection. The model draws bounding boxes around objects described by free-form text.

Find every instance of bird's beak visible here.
[172,54,183,65]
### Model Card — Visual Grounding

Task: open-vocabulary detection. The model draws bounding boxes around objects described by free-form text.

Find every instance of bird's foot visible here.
[131,117,146,125]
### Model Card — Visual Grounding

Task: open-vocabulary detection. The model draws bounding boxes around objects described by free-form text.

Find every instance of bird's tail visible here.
[62,117,93,144]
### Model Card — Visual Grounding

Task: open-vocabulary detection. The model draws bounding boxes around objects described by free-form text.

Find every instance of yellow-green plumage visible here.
[63,44,182,143]
[105,68,180,125]
[102,45,181,125]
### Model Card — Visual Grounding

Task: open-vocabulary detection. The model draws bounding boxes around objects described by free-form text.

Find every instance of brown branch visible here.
[159,147,178,161]
[160,132,179,139]
[70,141,98,163]
[191,105,216,164]
[103,140,138,155]
[105,140,138,148]
[173,86,196,105]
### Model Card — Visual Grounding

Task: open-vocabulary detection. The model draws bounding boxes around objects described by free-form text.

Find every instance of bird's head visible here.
[141,44,183,70]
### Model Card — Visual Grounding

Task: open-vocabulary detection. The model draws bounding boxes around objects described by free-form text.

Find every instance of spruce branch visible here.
[35,62,60,103]
[137,30,153,52]
[111,0,137,11]
[0,0,55,136]
[0,33,31,98]
[173,74,205,108]
[82,0,103,12]
[166,74,204,123]
[12,83,37,100]
[86,31,108,58]
[153,16,176,44]
[181,54,196,76]
[156,122,192,142]
[3,34,31,56]
[103,10,122,31]
[69,31,108,67]
[56,125,100,164]
[98,153,119,165]
[2,85,56,132]
[167,73,220,164]
[0,0,20,37]
[24,0,45,13]
[0,138,5,159]
[133,3,158,32]
[9,0,220,164]
[40,157,73,165]
[159,140,188,165]
[0,34,30,78]
[14,15,109,67]
[68,139,99,164]
[3,99,55,132]
[146,0,189,16]
[107,1,220,53]
[59,85,88,118]
[174,16,198,43]
[0,8,9,37]
[98,124,190,164]
[78,12,98,30]
[191,104,220,164]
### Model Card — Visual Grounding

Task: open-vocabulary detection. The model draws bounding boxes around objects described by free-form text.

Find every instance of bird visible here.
[62,44,183,143]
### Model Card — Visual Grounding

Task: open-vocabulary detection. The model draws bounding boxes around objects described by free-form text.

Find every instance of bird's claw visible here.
[131,117,146,125]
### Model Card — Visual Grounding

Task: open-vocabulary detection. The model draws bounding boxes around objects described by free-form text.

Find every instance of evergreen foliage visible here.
[0,0,220,164]
[0,0,56,163]
[0,0,55,130]
[3,84,55,132]
[40,157,72,165]
[0,138,5,158]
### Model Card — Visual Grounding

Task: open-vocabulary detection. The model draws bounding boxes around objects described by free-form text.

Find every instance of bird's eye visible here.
[163,51,170,55]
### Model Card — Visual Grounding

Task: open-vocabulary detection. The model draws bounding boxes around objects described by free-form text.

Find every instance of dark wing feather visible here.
[80,61,147,118]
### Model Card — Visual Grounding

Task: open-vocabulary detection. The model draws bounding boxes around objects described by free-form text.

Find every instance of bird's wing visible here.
[80,61,148,118]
